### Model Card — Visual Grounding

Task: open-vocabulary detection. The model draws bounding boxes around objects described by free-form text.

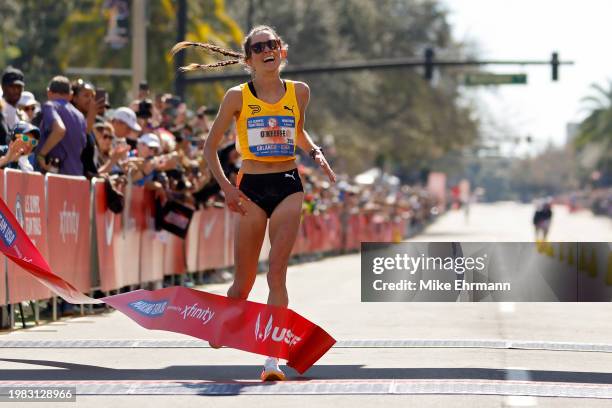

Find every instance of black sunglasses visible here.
[250,39,280,54]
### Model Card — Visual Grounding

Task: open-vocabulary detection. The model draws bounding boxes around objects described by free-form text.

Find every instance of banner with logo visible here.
[0,194,335,372]
[5,169,51,303]
[102,287,336,374]
[0,193,97,304]
[93,179,122,291]
[46,174,91,293]
[93,179,140,291]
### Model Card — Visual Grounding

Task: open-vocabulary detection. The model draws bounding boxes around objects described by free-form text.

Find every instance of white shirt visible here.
[17,155,34,172]
[2,99,26,129]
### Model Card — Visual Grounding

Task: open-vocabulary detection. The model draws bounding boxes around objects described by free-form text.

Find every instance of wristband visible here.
[309,147,323,160]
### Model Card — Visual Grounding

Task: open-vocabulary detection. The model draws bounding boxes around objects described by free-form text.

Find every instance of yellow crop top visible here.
[236,79,301,162]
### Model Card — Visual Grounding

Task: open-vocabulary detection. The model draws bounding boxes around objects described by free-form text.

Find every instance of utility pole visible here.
[174,0,187,99]
[131,0,147,100]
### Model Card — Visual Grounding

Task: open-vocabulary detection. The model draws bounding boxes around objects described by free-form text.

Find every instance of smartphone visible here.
[95,88,107,103]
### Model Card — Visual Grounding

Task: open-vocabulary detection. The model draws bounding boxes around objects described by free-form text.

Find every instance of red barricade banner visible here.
[46,174,91,293]
[0,195,335,373]
[102,287,335,374]
[93,180,140,291]
[0,195,97,304]
[139,190,165,283]
[115,184,143,285]
[163,232,186,276]
[5,170,51,303]
[185,211,201,273]
[291,216,307,256]
[343,214,360,251]
[93,179,122,291]
[197,207,227,270]
[0,170,5,305]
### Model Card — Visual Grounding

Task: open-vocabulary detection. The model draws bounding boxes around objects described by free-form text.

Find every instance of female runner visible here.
[172,25,336,381]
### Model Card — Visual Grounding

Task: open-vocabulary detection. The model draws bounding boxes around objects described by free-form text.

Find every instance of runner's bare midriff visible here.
[241,159,297,174]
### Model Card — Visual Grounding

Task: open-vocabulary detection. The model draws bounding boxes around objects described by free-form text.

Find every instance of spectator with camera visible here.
[36,76,87,175]
[71,79,107,178]
[93,121,130,175]
[0,121,40,171]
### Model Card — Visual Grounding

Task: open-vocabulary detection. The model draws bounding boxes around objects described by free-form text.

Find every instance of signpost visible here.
[464,73,527,86]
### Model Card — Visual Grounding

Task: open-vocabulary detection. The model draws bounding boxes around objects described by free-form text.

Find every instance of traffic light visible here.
[551,52,559,81]
[424,48,434,81]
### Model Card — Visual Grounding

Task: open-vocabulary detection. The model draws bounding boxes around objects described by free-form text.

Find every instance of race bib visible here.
[247,115,295,157]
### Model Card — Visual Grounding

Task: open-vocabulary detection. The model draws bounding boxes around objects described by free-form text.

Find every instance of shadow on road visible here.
[1,358,611,385]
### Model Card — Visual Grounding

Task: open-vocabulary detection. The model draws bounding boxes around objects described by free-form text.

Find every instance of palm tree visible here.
[577,81,612,185]
[56,0,244,105]
[578,81,612,147]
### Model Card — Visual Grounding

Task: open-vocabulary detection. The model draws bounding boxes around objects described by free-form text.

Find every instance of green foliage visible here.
[576,81,612,184]
[1,0,480,177]
[226,0,478,176]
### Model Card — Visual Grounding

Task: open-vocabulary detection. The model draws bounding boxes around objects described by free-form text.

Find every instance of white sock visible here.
[265,357,279,365]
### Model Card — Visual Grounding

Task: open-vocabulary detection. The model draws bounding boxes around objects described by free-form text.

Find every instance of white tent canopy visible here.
[354,167,400,186]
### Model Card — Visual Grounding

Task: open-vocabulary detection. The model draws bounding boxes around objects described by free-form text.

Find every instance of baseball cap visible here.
[11,121,40,139]
[18,91,38,107]
[112,107,141,132]
[138,133,161,149]
[1,67,25,86]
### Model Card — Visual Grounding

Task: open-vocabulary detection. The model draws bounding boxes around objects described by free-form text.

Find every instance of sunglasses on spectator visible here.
[250,39,281,54]
[102,133,113,140]
[15,133,38,147]
[22,106,35,112]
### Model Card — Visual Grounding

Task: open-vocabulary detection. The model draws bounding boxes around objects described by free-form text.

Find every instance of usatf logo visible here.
[267,117,278,128]
[255,313,273,341]
[254,313,302,346]
[248,104,261,114]
[0,213,16,247]
[128,300,168,317]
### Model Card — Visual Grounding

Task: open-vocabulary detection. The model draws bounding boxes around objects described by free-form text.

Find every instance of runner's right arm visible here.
[203,87,250,215]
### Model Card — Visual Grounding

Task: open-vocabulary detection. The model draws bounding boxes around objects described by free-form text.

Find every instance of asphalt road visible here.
[0,202,611,407]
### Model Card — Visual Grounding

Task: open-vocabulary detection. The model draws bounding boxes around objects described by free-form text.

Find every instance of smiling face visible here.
[94,125,114,154]
[72,87,94,113]
[245,29,284,74]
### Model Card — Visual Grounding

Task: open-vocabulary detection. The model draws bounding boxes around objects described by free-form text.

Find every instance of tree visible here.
[576,81,612,185]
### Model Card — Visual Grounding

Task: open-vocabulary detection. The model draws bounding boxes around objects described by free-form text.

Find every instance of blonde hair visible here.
[170,25,287,73]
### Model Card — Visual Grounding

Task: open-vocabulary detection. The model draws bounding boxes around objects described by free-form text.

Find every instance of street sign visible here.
[464,73,527,86]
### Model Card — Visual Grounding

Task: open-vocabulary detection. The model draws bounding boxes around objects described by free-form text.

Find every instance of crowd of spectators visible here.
[558,188,612,218]
[0,65,440,232]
